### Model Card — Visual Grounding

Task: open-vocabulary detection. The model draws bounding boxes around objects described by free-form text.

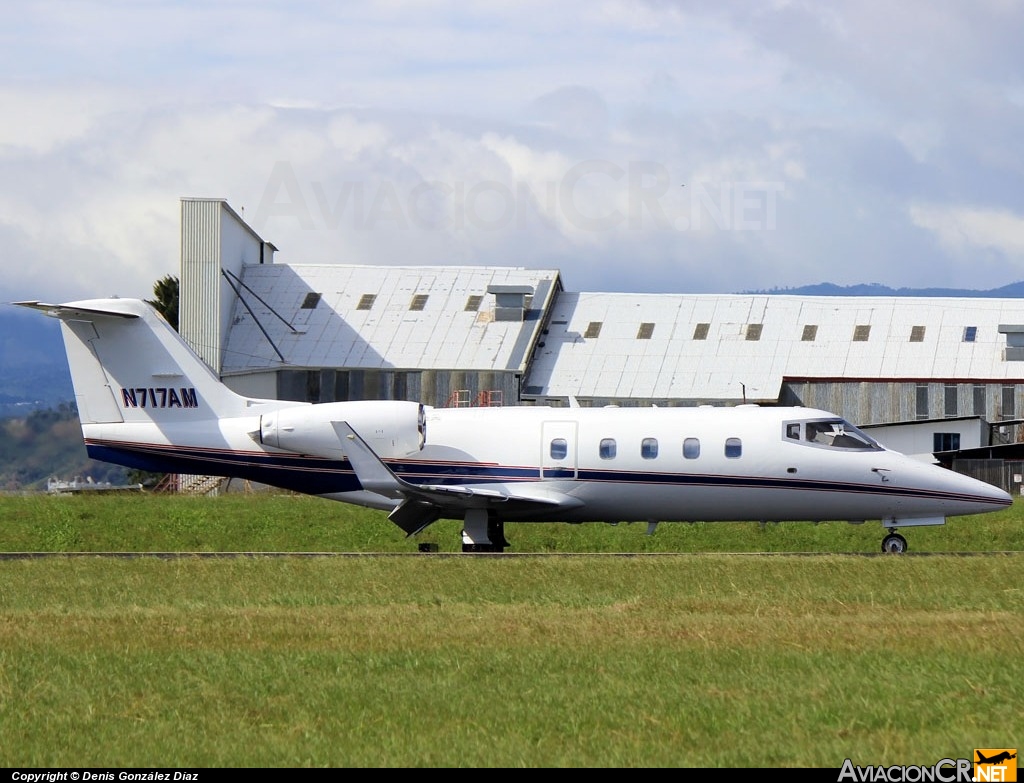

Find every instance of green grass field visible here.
[0,492,1021,767]
[3,490,1024,553]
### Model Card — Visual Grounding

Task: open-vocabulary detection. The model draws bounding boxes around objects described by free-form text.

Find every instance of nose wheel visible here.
[881,532,908,554]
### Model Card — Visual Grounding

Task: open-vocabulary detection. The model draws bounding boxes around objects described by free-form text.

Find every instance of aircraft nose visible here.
[949,469,1012,512]
[984,480,1013,507]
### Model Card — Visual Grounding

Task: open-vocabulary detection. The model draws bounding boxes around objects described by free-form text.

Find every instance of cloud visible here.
[910,203,1024,257]
[2,1,1024,303]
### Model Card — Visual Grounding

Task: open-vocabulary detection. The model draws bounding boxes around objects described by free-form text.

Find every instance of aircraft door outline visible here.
[541,420,578,479]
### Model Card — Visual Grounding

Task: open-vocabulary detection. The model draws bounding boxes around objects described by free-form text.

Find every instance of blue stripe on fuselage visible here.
[85,441,1003,507]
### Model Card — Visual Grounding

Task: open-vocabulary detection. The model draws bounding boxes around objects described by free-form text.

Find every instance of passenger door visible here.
[540,421,578,479]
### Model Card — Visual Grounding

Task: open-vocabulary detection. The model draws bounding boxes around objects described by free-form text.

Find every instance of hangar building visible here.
[177,198,1024,486]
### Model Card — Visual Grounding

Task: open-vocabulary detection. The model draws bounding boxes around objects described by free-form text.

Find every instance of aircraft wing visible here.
[333,421,584,535]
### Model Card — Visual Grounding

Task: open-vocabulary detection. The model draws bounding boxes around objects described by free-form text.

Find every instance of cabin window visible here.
[356,294,377,310]
[550,439,567,460]
[465,295,483,312]
[786,423,801,440]
[963,326,977,342]
[725,438,742,458]
[599,438,617,459]
[910,325,926,342]
[801,324,817,341]
[683,437,700,459]
[693,323,710,340]
[745,324,763,341]
[301,292,322,309]
[641,438,658,459]
[637,322,655,340]
[584,322,603,338]
[409,294,429,311]
[853,324,871,341]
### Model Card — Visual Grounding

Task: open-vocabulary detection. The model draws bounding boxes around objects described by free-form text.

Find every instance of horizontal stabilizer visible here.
[14,300,140,319]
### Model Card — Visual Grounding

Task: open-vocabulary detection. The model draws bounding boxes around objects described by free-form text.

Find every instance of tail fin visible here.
[15,298,254,424]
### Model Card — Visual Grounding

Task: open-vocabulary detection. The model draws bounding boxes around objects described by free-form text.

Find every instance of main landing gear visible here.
[881,531,908,554]
[461,508,509,553]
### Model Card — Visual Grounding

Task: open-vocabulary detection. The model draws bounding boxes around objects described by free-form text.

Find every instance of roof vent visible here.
[998,324,1024,360]
[487,284,533,322]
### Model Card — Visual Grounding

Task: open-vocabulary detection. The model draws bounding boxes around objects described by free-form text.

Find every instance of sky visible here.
[2,0,1024,303]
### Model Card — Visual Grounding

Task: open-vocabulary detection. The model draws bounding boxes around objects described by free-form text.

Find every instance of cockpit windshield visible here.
[784,418,882,451]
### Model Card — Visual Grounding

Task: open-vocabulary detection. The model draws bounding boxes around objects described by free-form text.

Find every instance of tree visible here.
[146,274,179,331]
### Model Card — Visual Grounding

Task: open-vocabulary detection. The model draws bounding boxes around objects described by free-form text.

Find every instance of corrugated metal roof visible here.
[221,264,559,374]
[524,293,1024,401]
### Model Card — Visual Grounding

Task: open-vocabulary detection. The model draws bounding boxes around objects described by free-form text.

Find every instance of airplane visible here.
[15,296,1013,554]
[976,752,1016,765]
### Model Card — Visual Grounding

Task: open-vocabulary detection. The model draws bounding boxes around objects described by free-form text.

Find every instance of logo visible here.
[975,750,1017,782]
[839,758,972,781]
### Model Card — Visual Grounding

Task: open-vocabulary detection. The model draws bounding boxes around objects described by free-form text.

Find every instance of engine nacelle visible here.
[259,400,426,459]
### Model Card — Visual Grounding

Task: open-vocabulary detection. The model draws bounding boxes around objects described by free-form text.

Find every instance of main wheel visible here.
[881,532,908,554]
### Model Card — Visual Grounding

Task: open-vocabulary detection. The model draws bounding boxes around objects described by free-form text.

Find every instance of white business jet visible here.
[17,297,1012,554]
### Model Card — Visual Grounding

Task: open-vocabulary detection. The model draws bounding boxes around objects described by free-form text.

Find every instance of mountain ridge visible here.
[743,281,1024,297]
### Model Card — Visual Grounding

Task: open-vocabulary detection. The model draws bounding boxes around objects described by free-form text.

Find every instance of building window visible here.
[944,383,957,418]
[745,324,763,341]
[306,369,320,401]
[963,326,978,342]
[683,437,700,459]
[301,292,321,309]
[801,325,818,342]
[916,383,929,420]
[465,295,483,312]
[641,437,658,459]
[584,322,603,339]
[910,326,926,342]
[550,439,567,460]
[853,325,871,342]
[693,323,710,340]
[409,294,429,311]
[1002,385,1016,420]
[933,433,960,452]
[725,437,742,458]
[637,323,655,340]
[356,294,376,311]
[599,438,617,459]
[973,384,986,417]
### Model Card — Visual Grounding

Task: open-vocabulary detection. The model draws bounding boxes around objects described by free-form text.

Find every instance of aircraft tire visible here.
[881,532,908,554]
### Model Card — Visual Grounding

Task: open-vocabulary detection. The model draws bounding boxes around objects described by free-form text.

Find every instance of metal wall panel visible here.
[179,199,222,371]
[779,380,1024,430]
[274,368,520,408]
